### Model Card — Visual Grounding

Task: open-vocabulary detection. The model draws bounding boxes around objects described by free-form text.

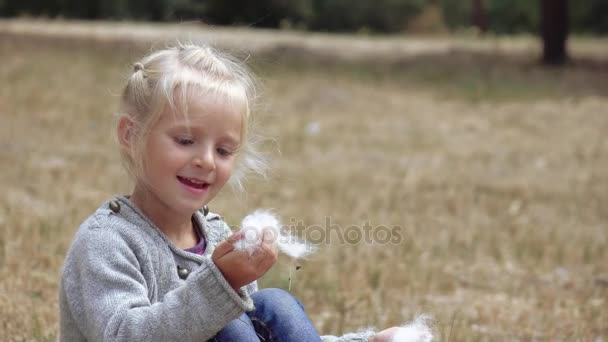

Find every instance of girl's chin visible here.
[174,201,206,213]
[176,198,211,213]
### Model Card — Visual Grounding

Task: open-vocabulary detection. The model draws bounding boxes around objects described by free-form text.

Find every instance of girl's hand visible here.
[212,230,278,291]
[370,327,400,342]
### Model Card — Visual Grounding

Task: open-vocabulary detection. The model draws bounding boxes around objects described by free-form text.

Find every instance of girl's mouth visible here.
[177,176,210,191]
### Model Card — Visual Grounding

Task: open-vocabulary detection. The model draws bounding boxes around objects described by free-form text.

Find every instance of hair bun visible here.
[133,62,145,73]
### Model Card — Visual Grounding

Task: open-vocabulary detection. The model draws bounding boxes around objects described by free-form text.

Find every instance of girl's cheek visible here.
[217,162,234,179]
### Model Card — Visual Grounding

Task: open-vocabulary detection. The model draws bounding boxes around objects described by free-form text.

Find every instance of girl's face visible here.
[137,95,242,216]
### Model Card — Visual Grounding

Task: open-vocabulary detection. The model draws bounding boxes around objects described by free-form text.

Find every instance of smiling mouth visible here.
[177,176,210,190]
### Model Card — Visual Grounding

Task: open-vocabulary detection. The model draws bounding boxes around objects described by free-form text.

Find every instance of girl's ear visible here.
[117,115,135,150]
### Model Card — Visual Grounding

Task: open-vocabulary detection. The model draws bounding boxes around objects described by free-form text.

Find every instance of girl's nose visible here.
[194,148,215,170]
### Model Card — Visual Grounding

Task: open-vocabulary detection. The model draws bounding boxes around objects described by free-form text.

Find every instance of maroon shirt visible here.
[184,218,206,255]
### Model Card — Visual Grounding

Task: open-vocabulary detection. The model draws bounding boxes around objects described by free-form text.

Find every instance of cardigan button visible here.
[202,205,209,217]
[177,266,190,280]
[109,200,121,213]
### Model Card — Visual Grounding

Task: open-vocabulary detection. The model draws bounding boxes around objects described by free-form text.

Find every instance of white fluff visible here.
[235,210,281,251]
[391,314,434,342]
[234,210,317,259]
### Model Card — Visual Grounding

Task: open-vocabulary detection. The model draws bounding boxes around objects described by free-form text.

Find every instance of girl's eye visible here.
[174,137,194,146]
[217,147,234,157]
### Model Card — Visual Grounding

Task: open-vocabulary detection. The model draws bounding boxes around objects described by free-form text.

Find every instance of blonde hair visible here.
[118,42,267,190]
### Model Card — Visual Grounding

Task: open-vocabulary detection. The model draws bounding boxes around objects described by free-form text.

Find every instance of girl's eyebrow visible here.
[221,134,241,146]
[167,124,196,135]
[169,124,241,145]
[169,123,196,131]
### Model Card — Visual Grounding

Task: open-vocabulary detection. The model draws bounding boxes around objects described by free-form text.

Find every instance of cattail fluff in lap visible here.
[349,314,433,342]
[391,314,434,342]
[234,210,317,259]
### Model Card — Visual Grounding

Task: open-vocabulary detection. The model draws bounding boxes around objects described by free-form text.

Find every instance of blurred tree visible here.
[407,1,446,33]
[98,0,129,19]
[541,0,568,65]
[570,0,608,34]
[487,0,538,34]
[128,0,170,20]
[439,0,469,30]
[440,0,538,34]
[309,0,424,33]
[1,0,606,35]
[0,0,59,16]
[202,0,310,28]
[170,0,207,21]
[471,0,488,33]
[60,0,101,19]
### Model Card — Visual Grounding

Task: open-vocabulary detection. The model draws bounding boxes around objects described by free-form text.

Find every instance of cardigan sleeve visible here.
[60,220,253,342]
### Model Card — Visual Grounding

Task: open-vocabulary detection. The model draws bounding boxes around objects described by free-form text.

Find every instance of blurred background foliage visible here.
[1,0,606,34]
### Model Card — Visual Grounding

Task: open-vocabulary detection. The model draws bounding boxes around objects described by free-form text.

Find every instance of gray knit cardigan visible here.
[59,196,374,341]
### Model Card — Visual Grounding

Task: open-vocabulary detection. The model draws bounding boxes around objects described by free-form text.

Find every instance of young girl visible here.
[59,43,397,342]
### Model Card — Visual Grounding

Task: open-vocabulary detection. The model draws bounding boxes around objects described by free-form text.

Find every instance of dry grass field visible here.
[1,20,607,341]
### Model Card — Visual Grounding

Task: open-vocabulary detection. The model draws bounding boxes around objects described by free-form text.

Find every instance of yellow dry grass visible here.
[0,20,607,341]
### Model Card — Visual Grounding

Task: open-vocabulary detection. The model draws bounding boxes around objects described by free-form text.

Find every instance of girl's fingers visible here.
[212,232,244,259]
[250,238,277,273]
[260,250,277,273]
[259,234,278,270]
[250,230,275,257]
[228,231,245,243]
[212,240,234,259]
[261,229,279,256]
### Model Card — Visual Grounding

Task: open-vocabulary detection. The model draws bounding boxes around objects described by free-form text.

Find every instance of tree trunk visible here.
[541,0,568,65]
[471,0,488,34]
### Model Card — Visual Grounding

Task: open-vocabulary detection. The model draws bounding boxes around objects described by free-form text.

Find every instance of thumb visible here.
[213,231,243,259]
[228,230,245,244]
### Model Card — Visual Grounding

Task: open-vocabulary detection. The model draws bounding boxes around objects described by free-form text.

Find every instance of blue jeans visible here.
[211,288,321,342]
